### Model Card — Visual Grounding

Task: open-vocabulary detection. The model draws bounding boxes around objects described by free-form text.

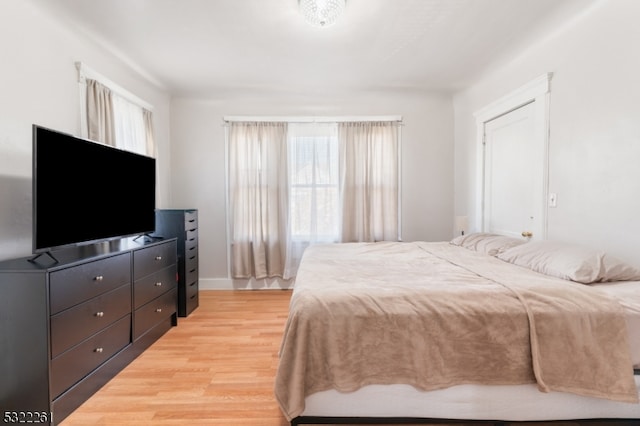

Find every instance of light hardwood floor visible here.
[60,290,630,426]
[61,290,292,426]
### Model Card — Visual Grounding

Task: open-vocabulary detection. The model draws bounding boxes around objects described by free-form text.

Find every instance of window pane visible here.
[288,123,339,242]
[315,187,339,238]
[290,136,338,185]
[112,94,147,155]
[314,137,338,185]
[289,186,338,241]
[290,187,312,238]
[290,137,314,185]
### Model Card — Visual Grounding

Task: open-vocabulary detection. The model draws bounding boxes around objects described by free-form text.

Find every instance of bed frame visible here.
[287,322,640,426]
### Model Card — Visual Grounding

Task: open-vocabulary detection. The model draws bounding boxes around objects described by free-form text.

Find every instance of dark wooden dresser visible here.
[0,237,177,425]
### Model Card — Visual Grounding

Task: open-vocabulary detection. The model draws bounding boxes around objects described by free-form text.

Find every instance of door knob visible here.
[521,231,533,238]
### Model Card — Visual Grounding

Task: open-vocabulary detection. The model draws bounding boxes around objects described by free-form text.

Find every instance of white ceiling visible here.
[30,0,595,97]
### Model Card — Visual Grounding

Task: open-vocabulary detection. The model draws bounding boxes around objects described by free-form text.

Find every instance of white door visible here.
[483,102,541,239]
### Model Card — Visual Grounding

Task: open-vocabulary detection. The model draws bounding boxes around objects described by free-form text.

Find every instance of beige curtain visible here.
[143,109,156,157]
[86,79,115,146]
[228,122,289,279]
[339,121,399,242]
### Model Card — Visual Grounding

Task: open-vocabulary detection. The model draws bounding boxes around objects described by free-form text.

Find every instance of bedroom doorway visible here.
[474,73,551,240]
[483,102,536,238]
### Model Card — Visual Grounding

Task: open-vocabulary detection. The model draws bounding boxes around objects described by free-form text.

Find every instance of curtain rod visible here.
[222,115,403,124]
[76,62,154,111]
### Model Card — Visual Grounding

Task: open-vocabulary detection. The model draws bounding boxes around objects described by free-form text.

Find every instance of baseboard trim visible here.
[199,278,294,290]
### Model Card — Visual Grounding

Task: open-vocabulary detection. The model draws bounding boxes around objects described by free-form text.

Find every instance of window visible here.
[288,123,339,243]
[112,94,149,155]
[76,62,155,157]
[226,118,401,280]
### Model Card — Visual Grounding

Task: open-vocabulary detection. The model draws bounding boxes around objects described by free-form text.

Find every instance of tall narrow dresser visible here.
[154,209,199,316]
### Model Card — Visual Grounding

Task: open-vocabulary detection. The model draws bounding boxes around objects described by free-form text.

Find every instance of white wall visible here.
[0,1,171,261]
[170,90,454,286]
[0,1,453,283]
[453,0,640,267]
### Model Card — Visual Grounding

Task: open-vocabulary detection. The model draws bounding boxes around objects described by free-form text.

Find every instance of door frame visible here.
[473,73,552,240]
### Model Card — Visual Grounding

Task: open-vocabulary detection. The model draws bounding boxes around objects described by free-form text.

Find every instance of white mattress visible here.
[592,281,640,368]
[300,281,640,421]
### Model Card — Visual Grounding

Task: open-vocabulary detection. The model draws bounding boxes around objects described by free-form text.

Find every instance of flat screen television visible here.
[32,125,156,254]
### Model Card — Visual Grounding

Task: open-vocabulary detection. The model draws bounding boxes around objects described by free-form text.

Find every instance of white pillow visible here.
[496,240,640,284]
[450,232,527,256]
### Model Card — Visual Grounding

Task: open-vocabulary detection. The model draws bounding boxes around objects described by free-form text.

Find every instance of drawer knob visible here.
[155,256,162,261]
[94,347,103,353]
[155,282,163,287]
[94,275,104,282]
[155,308,162,313]
[95,311,105,317]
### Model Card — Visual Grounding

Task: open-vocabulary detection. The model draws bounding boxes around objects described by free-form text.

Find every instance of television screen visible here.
[33,125,156,253]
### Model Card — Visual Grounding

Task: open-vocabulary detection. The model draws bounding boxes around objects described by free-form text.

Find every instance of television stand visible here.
[27,251,59,264]
[0,237,178,425]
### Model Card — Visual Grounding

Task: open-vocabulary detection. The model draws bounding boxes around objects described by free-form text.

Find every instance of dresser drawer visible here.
[185,238,198,256]
[134,265,177,309]
[133,240,177,280]
[185,245,198,267]
[185,228,198,244]
[186,280,199,300]
[184,210,198,229]
[186,259,198,286]
[185,246,198,267]
[134,288,177,340]
[50,253,131,315]
[51,314,130,399]
[50,284,131,358]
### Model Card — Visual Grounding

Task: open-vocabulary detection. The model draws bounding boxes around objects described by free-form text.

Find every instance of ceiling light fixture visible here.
[299,0,345,27]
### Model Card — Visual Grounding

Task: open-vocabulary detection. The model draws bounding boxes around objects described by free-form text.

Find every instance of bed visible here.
[274,233,640,424]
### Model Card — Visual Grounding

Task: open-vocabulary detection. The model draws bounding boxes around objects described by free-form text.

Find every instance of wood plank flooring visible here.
[60,290,632,426]
[61,290,292,426]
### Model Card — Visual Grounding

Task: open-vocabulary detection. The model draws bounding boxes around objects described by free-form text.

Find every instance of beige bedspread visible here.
[274,241,638,421]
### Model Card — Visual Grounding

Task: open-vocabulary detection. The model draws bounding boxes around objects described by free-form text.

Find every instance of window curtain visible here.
[112,94,148,156]
[339,121,399,242]
[143,109,156,158]
[84,78,154,157]
[228,122,289,279]
[284,123,339,278]
[86,79,115,146]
